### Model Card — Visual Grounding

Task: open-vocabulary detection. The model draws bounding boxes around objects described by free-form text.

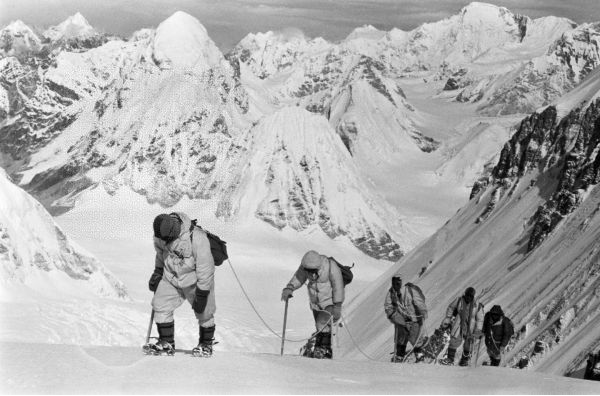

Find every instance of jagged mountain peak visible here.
[345,25,386,41]
[0,19,42,56]
[152,11,223,71]
[44,12,96,41]
[219,105,405,260]
[3,19,35,34]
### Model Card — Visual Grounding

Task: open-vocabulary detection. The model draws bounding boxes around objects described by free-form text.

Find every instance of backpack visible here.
[189,219,228,266]
[405,282,428,319]
[504,316,515,339]
[328,256,354,286]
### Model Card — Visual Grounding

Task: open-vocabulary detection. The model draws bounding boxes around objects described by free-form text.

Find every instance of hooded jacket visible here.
[445,295,484,339]
[384,285,423,323]
[482,306,514,351]
[153,212,214,292]
[285,254,344,310]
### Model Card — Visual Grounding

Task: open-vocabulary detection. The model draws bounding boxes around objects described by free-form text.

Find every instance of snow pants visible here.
[486,342,502,360]
[152,279,215,328]
[313,305,334,334]
[395,321,422,349]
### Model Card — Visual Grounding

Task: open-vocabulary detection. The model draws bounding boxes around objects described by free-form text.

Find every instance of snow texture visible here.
[2,342,599,394]
[0,169,127,299]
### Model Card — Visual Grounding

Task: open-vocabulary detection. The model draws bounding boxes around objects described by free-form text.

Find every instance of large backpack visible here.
[405,282,428,319]
[328,256,354,286]
[504,316,515,339]
[189,219,228,266]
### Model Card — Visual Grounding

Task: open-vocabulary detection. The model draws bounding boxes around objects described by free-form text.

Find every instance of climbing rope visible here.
[227,258,330,343]
[339,315,381,362]
[228,257,395,360]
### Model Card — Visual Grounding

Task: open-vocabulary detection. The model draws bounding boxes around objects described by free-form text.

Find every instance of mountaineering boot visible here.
[144,321,175,355]
[458,351,471,367]
[414,346,425,363]
[490,357,501,367]
[193,325,215,357]
[439,348,456,365]
[391,344,407,363]
[313,333,332,359]
[300,336,315,357]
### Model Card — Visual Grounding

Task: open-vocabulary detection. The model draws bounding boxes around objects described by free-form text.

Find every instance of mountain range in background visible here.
[1,1,599,380]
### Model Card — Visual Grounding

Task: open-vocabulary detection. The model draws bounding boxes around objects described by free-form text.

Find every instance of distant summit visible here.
[152,11,223,71]
[43,12,96,41]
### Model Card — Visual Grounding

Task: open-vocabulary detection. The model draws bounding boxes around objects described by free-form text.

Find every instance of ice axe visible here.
[472,336,483,367]
[280,297,290,356]
[393,326,398,362]
[145,309,155,345]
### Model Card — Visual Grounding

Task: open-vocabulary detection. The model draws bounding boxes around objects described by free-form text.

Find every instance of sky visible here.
[1,0,599,51]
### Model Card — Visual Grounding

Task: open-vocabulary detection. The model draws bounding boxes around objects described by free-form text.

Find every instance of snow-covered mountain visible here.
[340,69,600,376]
[217,106,406,259]
[0,12,406,259]
[1,3,600,259]
[0,20,43,57]
[42,12,97,43]
[0,169,127,299]
[231,2,598,118]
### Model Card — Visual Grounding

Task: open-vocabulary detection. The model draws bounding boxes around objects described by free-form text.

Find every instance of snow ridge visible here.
[0,170,127,299]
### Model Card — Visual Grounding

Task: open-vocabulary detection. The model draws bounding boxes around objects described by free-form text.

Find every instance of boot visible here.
[145,321,175,355]
[392,344,407,362]
[414,346,425,363]
[459,351,470,366]
[193,325,215,357]
[439,348,456,365]
[490,357,501,366]
[313,333,332,359]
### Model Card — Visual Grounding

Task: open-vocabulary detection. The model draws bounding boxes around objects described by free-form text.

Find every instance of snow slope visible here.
[339,72,600,376]
[0,169,127,300]
[2,342,599,394]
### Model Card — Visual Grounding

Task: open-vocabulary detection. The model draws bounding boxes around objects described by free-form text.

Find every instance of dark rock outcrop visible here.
[471,99,600,251]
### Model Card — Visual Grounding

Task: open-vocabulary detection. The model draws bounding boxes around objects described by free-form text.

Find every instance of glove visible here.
[441,317,452,329]
[281,288,293,301]
[148,267,164,292]
[332,302,342,322]
[192,288,210,314]
[473,329,484,339]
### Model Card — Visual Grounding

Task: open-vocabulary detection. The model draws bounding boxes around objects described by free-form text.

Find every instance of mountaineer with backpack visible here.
[384,274,428,362]
[439,286,484,366]
[482,305,514,366]
[280,250,350,359]
[144,212,223,357]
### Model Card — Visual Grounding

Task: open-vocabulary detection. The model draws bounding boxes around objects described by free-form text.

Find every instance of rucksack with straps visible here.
[189,219,228,266]
[328,256,354,286]
[405,282,428,320]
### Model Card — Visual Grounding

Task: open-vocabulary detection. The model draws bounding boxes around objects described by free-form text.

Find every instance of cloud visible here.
[1,0,598,52]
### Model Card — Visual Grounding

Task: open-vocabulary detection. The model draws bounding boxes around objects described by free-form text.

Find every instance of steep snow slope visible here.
[339,73,600,376]
[2,342,599,394]
[0,169,127,299]
[219,106,408,259]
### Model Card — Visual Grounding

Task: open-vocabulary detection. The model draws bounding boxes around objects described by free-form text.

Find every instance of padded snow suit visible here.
[483,310,513,362]
[445,296,484,355]
[285,254,345,334]
[151,212,216,328]
[384,286,427,353]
